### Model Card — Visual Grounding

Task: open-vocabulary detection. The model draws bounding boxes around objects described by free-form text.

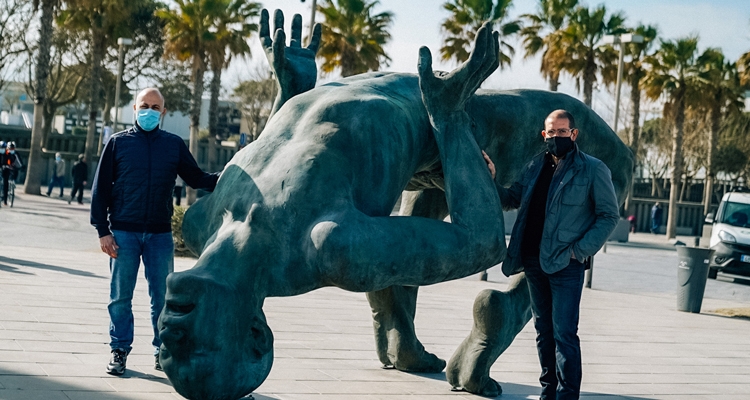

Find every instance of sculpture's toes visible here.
[392,349,446,373]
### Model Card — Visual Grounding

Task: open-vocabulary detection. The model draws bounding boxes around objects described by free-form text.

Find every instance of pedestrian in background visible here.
[69,154,88,205]
[46,152,66,198]
[173,176,184,206]
[2,141,22,207]
[651,202,663,234]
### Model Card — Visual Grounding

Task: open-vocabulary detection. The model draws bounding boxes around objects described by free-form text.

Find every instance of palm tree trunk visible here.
[85,31,105,177]
[582,53,596,107]
[703,102,720,216]
[666,91,686,239]
[186,53,206,205]
[208,63,222,172]
[24,0,54,195]
[623,69,642,215]
[549,70,560,91]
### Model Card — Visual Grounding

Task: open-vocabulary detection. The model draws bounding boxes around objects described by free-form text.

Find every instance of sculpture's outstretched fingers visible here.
[446,275,532,397]
[290,13,303,48]
[418,23,499,116]
[273,9,284,34]
[307,23,322,53]
[272,29,286,71]
[260,9,272,50]
[261,9,320,120]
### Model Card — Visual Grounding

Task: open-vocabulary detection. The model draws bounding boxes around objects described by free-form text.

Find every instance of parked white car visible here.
[708,191,750,279]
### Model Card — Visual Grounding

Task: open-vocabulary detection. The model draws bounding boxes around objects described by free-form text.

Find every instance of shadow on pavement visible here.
[0,262,35,275]
[0,366,174,399]
[0,255,107,279]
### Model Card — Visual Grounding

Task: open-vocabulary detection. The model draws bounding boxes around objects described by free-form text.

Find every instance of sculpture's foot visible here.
[389,346,446,373]
[451,377,502,398]
[367,286,446,373]
[446,275,531,397]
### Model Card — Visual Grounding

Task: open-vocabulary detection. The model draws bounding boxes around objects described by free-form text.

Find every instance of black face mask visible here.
[545,136,574,158]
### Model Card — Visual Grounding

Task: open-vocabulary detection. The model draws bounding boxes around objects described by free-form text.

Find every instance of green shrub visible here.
[171,205,196,257]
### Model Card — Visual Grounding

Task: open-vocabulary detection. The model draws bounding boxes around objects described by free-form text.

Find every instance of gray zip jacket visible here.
[498,144,619,276]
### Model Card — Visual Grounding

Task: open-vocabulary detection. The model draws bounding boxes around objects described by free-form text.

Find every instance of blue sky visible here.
[227,0,750,121]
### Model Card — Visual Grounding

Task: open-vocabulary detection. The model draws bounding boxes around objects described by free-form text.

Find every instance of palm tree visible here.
[207,0,260,145]
[738,50,750,88]
[559,4,626,107]
[620,24,657,214]
[158,0,225,203]
[643,37,701,239]
[317,0,393,77]
[440,0,521,67]
[520,0,578,91]
[24,0,59,195]
[695,49,745,215]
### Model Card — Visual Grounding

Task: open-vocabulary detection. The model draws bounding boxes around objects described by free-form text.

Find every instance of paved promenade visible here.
[1,189,749,399]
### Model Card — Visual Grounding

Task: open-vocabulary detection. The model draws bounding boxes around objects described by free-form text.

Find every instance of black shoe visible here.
[68,198,72,204]
[106,348,128,375]
[154,353,163,371]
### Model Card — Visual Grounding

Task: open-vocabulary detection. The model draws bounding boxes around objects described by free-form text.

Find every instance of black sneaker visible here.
[154,353,162,371]
[106,348,127,375]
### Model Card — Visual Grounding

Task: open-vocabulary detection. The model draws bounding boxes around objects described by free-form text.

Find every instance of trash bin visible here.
[676,246,715,313]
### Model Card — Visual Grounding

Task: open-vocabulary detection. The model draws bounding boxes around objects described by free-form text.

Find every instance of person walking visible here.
[46,152,66,198]
[651,202,663,234]
[484,110,619,400]
[69,154,88,205]
[91,88,219,376]
[2,141,23,206]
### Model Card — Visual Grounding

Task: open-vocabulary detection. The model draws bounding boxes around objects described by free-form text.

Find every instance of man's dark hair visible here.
[559,110,576,129]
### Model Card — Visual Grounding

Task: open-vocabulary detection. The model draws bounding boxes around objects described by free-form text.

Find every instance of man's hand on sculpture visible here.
[417,22,499,120]
[260,9,321,100]
[100,235,119,259]
[483,150,496,179]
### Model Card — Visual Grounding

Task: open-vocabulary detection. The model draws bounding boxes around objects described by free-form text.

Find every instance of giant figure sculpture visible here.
[157,10,633,400]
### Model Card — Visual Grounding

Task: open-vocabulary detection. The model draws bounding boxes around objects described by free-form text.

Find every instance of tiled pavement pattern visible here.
[1,190,749,399]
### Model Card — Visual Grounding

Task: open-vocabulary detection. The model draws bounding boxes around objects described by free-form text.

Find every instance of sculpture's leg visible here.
[367,189,450,371]
[367,189,449,372]
[446,274,532,396]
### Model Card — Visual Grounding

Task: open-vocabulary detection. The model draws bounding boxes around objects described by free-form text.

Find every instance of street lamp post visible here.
[603,33,644,133]
[113,38,133,132]
[300,0,317,46]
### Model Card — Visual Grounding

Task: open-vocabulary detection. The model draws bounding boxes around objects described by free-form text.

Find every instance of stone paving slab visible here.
[1,189,750,399]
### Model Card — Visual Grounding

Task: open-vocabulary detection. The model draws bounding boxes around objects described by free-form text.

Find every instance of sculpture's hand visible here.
[417,22,499,122]
[261,9,321,112]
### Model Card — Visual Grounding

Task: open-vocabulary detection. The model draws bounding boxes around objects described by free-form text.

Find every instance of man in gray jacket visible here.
[485,109,619,400]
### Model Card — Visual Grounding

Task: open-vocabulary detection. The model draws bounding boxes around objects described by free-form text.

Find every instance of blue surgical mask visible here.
[9,150,14,155]
[55,155,61,161]
[136,109,162,131]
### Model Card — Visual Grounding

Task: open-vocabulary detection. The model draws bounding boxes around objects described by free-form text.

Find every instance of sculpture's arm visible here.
[260,9,321,120]
[483,150,522,210]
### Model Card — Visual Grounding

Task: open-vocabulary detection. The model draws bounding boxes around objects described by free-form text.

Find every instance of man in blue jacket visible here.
[91,88,219,376]
[485,109,619,400]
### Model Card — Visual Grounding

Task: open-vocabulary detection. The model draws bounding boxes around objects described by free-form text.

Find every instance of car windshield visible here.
[720,201,750,228]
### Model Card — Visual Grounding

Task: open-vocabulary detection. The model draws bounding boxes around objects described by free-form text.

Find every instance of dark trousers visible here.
[1,169,13,203]
[70,181,85,203]
[47,175,65,197]
[523,256,585,400]
[173,185,183,206]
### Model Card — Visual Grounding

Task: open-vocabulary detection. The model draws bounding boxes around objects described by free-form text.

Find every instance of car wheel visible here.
[708,267,718,279]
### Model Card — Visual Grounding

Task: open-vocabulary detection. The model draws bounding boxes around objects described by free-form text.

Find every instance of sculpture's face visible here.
[158,212,274,400]
[158,270,273,400]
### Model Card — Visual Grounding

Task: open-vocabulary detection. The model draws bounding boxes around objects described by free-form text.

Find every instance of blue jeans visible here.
[523,256,585,400]
[47,175,65,196]
[108,230,174,354]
